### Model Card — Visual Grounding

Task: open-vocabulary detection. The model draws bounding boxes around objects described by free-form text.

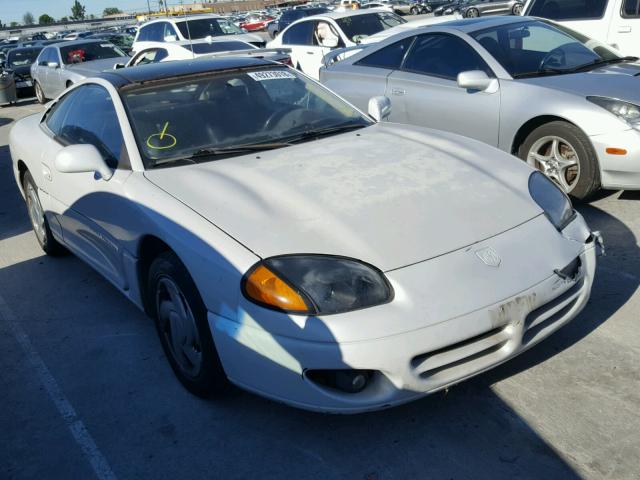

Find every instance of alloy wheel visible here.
[527,135,580,192]
[25,182,46,245]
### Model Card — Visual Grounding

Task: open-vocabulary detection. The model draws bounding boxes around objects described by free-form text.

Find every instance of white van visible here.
[523,0,640,56]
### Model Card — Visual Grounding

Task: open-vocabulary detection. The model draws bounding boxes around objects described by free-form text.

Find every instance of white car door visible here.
[608,0,640,55]
[385,33,500,146]
[38,84,133,289]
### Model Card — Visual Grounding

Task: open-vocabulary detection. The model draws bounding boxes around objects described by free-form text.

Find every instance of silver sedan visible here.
[320,16,640,199]
[31,39,128,104]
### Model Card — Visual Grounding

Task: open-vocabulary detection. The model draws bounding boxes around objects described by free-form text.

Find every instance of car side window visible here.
[163,22,178,40]
[137,25,150,42]
[38,47,52,65]
[356,36,414,69]
[402,34,492,80]
[313,21,344,48]
[132,48,167,66]
[44,88,84,136]
[622,0,640,17]
[282,21,315,45]
[56,85,126,169]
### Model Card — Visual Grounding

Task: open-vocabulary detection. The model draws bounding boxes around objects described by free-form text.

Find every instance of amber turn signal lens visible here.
[244,265,310,313]
[606,147,627,155]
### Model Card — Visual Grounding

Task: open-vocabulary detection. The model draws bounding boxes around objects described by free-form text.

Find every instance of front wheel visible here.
[34,81,47,104]
[465,7,479,17]
[512,3,523,14]
[22,171,66,255]
[410,6,419,14]
[518,121,601,201]
[148,251,228,397]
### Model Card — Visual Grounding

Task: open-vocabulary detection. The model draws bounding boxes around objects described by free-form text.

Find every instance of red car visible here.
[240,15,274,32]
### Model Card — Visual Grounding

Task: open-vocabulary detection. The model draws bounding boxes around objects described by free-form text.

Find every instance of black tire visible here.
[410,6,419,15]
[22,171,66,255]
[465,7,479,17]
[148,251,227,397]
[518,121,601,201]
[34,81,47,104]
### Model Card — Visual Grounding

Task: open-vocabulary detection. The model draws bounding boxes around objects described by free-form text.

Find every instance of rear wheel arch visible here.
[17,160,28,193]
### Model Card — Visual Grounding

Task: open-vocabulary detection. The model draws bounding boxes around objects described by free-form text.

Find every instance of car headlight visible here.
[243,255,393,315]
[587,96,640,129]
[528,171,575,231]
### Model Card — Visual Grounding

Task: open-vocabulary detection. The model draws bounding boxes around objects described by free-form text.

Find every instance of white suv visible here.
[523,0,640,57]
[132,15,266,54]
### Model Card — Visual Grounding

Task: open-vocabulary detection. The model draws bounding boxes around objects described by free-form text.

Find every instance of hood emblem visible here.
[476,247,501,267]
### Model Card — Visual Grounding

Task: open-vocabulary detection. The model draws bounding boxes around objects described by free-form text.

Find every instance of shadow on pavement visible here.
[0,145,31,241]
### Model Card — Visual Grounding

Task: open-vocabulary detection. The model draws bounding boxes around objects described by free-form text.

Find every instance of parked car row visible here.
[7,10,637,413]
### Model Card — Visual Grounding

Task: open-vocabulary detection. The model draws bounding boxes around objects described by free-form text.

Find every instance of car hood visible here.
[144,123,542,272]
[65,57,127,76]
[519,62,640,102]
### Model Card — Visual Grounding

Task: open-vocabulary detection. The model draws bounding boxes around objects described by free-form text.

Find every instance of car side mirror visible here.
[47,61,59,69]
[164,35,177,42]
[321,36,339,48]
[54,144,113,181]
[368,95,391,122]
[457,70,498,93]
[113,62,125,69]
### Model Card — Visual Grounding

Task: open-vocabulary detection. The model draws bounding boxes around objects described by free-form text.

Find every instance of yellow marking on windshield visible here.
[147,122,177,150]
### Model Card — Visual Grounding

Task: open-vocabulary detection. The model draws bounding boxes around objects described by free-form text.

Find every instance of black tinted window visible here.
[527,0,608,20]
[402,34,491,80]
[59,42,125,64]
[623,0,640,16]
[282,21,314,45]
[356,36,413,69]
[38,47,53,65]
[56,85,125,168]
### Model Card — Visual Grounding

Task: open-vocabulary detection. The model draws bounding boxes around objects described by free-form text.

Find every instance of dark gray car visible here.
[31,39,128,103]
[461,0,523,17]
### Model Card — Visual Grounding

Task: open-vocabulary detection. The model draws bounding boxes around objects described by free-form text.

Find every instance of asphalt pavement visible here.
[0,93,639,480]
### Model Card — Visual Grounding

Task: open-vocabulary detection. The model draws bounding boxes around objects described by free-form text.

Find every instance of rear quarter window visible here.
[526,0,608,20]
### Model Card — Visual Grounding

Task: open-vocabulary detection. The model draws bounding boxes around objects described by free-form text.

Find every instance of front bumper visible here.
[590,128,640,190]
[210,217,599,413]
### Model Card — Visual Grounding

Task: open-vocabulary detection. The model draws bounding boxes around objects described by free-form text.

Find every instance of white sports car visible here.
[10,57,601,413]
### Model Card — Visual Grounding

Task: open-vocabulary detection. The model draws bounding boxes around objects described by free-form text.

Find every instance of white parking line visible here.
[0,292,118,480]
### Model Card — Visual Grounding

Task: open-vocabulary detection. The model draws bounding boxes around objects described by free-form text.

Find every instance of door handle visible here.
[391,88,406,96]
[306,51,315,55]
[618,26,632,33]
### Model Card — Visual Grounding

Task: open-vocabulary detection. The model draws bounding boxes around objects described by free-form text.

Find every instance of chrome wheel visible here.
[466,8,479,17]
[513,3,523,14]
[25,181,46,245]
[156,276,203,378]
[527,135,580,192]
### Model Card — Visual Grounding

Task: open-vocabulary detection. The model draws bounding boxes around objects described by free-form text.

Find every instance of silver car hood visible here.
[520,63,640,102]
[144,123,541,271]
[65,57,127,76]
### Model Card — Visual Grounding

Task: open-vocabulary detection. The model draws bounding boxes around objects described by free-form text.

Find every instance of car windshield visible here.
[176,18,245,39]
[121,66,371,169]
[103,34,134,50]
[59,42,126,64]
[8,48,42,67]
[335,12,406,43]
[470,20,625,78]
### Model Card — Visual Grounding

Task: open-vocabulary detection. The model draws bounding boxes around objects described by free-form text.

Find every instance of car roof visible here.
[96,56,275,88]
[50,39,107,48]
[143,14,222,25]
[309,9,395,20]
[7,46,42,53]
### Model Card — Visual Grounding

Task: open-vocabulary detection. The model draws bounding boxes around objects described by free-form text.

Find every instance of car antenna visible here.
[178,0,196,59]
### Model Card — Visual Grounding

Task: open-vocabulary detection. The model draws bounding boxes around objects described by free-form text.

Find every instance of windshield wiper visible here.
[280,123,367,144]
[513,67,571,79]
[567,56,639,73]
[153,142,292,167]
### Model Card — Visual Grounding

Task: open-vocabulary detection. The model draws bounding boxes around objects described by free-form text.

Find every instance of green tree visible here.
[39,14,55,24]
[71,0,86,20]
[23,12,35,25]
[60,16,69,22]
[9,21,19,27]
[89,13,95,19]
[103,7,123,16]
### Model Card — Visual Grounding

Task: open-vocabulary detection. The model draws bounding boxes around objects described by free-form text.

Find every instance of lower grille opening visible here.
[418,340,508,379]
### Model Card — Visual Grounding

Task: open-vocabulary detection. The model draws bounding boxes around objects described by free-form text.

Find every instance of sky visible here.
[0,0,166,24]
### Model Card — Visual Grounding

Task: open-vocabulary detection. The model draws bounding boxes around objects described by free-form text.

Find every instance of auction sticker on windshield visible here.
[247,71,296,81]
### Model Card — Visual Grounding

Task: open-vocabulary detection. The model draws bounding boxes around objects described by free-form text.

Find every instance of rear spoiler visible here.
[204,47,292,60]
[322,45,370,69]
